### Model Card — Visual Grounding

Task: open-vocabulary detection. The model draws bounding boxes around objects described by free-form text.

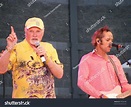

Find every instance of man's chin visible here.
[106,48,111,53]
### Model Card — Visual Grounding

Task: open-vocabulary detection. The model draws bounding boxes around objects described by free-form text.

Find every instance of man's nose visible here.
[33,32,37,37]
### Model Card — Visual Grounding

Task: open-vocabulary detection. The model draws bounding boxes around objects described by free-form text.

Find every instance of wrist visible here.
[45,58,51,65]
[44,55,50,64]
[6,46,13,53]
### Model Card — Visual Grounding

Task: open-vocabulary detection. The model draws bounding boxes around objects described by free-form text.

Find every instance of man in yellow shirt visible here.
[0,17,63,98]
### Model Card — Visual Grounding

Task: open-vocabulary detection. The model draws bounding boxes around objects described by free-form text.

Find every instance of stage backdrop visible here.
[0,0,131,98]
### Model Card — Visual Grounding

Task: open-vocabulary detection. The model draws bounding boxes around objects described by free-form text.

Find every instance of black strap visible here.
[108,56,122,89]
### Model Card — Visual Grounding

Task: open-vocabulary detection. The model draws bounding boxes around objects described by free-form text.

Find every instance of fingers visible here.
[6,26,18,51]
[11,26,16,37]
[11,26,15,34]
[36,46,46,56]
[6,26,17,43]
[9,26,17,39]
[7,34,15,42]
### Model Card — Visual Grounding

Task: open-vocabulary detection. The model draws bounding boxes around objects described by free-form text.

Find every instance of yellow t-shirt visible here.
[8,39,62,98]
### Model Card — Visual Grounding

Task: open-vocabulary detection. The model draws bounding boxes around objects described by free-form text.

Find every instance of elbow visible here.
[77,77,83,89]
[57,69,64,79]
[0,70,7,74]
[77,80,81,88]
[57,75,63,79]
[0,67,8,74]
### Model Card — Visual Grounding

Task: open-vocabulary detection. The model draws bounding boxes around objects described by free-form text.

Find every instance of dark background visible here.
[0,0,131,98]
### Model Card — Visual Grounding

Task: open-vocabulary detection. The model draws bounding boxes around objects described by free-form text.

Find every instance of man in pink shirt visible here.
[77,26,131,98]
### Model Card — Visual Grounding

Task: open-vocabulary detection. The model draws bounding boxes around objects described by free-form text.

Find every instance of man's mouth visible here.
[32,38,38,41]
[109,45,112,48]
[31,38,39,43]
[108,43,112,48]
[30,39,39,46]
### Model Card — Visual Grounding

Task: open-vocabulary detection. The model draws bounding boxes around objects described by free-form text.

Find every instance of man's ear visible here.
[96,38,100,44]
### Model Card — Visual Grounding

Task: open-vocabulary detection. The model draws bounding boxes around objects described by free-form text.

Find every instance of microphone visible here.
[35,41,46,63]
[110,43,125,48]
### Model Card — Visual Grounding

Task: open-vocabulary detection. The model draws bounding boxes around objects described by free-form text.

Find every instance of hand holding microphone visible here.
[35,41,46,63]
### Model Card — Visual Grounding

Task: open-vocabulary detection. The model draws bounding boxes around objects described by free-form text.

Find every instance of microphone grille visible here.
[35,41,40,47]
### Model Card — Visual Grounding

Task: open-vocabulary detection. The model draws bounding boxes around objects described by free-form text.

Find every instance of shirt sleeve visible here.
[77,55,102,98]
[50,44,63,68]
[8,48,17,71]
[113,55,131,92]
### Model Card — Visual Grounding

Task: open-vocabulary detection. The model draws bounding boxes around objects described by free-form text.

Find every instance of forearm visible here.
[77,77,102,98]
[45,58,63,79]
[122,83,131,92]
[0,50,11,74]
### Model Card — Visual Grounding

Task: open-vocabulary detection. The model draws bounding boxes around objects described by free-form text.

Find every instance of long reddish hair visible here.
[91,26,110,47]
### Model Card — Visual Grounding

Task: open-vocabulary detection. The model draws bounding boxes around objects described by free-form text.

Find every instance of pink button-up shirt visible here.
[77,50,131,98]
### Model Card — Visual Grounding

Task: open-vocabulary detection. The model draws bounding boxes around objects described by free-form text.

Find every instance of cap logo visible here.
[36,21,40,26]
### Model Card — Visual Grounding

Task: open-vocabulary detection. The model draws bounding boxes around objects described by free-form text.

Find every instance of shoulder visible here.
[41,42,56,51]
[109,55,119,60]
[81,52,92,61]
[14,40,24,48]
[41,42,54,47]
[109,55,121,65]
